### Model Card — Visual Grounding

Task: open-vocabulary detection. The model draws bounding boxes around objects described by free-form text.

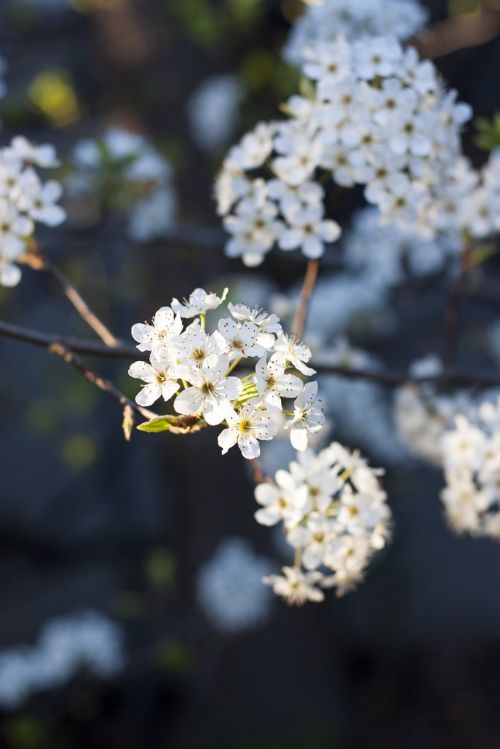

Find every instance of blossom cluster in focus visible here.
[129,288,325,459]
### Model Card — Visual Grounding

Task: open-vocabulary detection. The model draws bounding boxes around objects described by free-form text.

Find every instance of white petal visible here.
[174,387,203,415]
[291,427,308,451]
[136,383,161,407]
[218,428,238,454]
[128,361,154,381]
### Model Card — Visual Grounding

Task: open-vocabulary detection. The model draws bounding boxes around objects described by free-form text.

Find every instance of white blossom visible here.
[286,381,325,451]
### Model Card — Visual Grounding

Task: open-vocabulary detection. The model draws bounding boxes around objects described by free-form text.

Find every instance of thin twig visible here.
[292,259,320,339]
[47,341,156,421]
[20,249,119,347]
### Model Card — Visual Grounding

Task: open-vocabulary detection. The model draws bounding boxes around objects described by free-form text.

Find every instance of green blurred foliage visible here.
[5,716,50,749]
[155,641,196,676]
[145,548,176,591]
[475,113,500,151]
[172,0,265,47]
[62,434,98,469]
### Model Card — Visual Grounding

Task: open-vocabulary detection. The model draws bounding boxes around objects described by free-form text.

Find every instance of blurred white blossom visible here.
[197,538,273,631]
[67,126,176,240]
[0,611,125,709]
[285,0,428,65]
[187,74,242,152]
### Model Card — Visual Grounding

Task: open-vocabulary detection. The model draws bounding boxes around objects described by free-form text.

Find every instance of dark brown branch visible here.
[0,320,137,358]
[2,319,500,390]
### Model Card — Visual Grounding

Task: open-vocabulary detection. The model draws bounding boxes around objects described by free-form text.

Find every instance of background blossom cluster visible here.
[67,126,176,242]
[285,0,428,65]
[217,36,472,266]
[0,136,65,287]
[441,398,500,539]
[257,442,391,603]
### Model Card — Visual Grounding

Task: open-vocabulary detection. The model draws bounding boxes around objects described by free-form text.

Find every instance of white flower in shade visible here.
[263,567,325,604]
[286,382,325,451]
[174,355,241,425]
[14,170,66,226]
[6,137,59,168]
[128,352,180,407]
[171,287,228,318]
[279,204,341,259]
[131,307,183,353]
[254,471,310,526]
[272,133,323,187]
[216,317,265,360]
[218,402,279,459]
[267,178,324,216]
[0,261,22,287]
[172,320,226,370]
[254,356,303,411]
[287,513,336,570]
[0,201,33,256]
[272,334,316,376]
[352,36,403,80]
[228,303,282,349]
[302,38,352,87]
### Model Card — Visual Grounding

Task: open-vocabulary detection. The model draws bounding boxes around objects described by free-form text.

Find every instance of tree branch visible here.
[2,319,499,390]
[20,248,119,347]
[292,259,320,339]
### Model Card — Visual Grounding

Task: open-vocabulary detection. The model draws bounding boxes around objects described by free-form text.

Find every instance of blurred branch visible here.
[21,247,119,347]
[412,3,500,59]
[292,259,320,339]
[47,342,156,421]
[442,247,474,367]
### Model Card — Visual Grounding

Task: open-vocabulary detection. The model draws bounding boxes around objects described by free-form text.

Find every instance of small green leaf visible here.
[137,416,175,433]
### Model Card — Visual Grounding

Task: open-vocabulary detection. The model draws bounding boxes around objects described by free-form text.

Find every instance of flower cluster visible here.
[0,611,124,709]
[0,136,65,287]
[67,126,176,242]
[197,538,273,632]
[435,148,500,242]
[441,398,500,539]
[217,36,471,266]
[129,288,325,458]
[257,442,391,603]
[285,0,428,66]
[393,357,470,465]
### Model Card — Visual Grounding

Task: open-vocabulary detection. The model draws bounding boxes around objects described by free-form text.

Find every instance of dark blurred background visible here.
[1,1,500,747]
